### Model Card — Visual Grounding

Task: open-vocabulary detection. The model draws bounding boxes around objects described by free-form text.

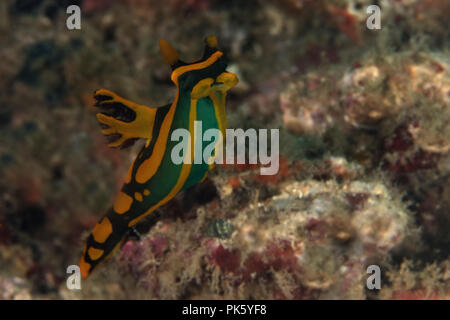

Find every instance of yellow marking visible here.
[217,71,238,89]
[205,35,218,48]
[136,92,178,184]
[83,238,126,279]
[171,52,223,84]
[92,217,113,243]
[79,256,91,280]
[210,91,226,136]
[144,189,150,196]
[88,247,104,261]
[210,72,239,137]
[113,192,133,214]
[135,192,143,202]
[101,127,115,135]
[191,78,214,99]
[129,98,197,227]
[160,39,179,65]
[136,52,222,184]
[207,72,238,165]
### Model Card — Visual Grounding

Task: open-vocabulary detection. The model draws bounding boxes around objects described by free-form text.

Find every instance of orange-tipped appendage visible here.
[159,39,179,66]
[205,35,218,48]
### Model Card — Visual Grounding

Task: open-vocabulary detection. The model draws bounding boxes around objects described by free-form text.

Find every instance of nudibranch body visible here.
[79,36,238,279]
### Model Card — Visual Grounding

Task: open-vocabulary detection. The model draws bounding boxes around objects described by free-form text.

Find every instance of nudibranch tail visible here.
[80,36,238,279]
[79,211,127,279]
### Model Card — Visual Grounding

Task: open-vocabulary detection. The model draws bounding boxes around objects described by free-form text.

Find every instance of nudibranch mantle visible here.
[79,36,238,279]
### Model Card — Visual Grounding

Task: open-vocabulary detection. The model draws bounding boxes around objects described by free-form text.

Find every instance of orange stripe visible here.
[171,52,223,84]
[135,52,222,185]
[135,93,178,184]
[129,98,197,227]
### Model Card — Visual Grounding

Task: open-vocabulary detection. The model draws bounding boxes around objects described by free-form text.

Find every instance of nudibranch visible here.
[79,36,238,279]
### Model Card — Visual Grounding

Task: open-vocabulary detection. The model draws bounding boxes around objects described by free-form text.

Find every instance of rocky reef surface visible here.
[0,0,448,299]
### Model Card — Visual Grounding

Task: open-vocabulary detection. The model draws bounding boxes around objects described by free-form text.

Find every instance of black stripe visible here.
[128,103,171,187]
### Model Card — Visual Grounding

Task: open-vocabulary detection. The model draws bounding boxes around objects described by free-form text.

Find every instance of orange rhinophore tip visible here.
[159,39,179,66]
[205,35,218,48]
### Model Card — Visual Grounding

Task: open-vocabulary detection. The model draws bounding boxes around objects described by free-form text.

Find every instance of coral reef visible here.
[115,160,419,299]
